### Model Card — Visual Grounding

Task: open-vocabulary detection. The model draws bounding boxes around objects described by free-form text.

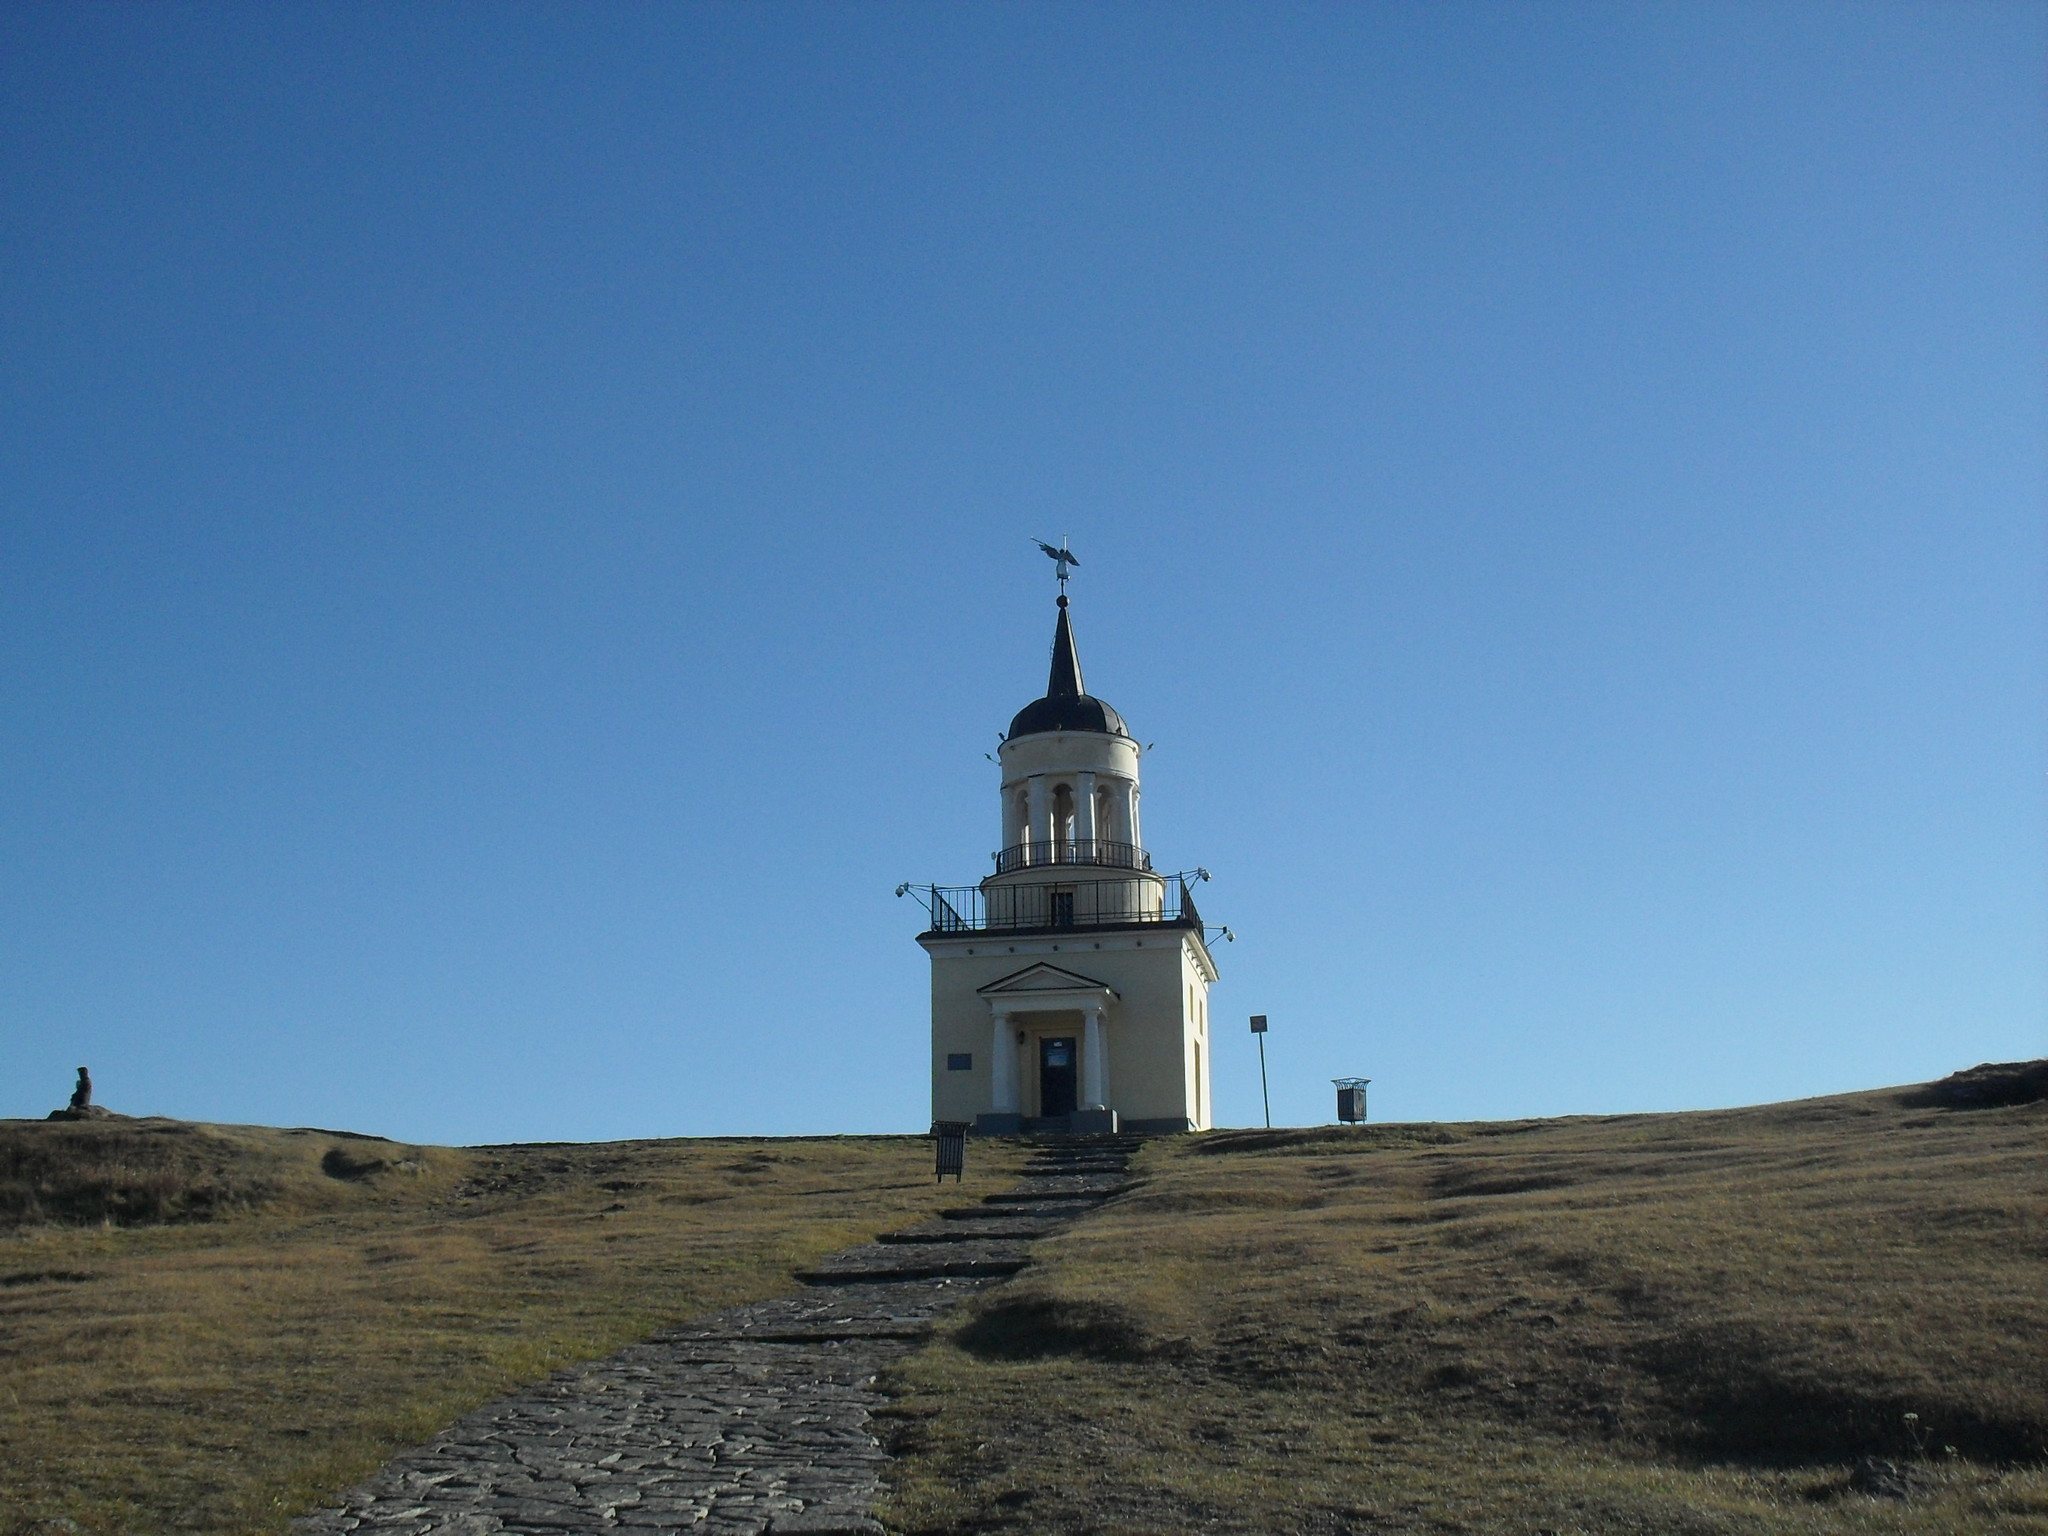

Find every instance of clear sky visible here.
[2,3,2042,1142]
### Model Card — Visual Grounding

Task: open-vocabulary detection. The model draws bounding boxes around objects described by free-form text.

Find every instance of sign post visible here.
[1250,1014,1271,1129]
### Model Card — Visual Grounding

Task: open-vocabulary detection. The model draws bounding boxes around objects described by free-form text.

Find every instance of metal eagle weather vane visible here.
[1033,536,1079,595]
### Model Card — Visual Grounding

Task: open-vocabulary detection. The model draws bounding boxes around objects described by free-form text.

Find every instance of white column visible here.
[991,1009,1018,1113]
[1074,770,1097,847]
[1124,784,1142,849]
[1025,775,1050,856]
[1001,786,1024,851]
[1081,1004,1107,1110]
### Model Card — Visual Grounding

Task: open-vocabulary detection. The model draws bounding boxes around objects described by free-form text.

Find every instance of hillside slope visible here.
[0,1119,1028,1536]
[883,1074,2048,1534]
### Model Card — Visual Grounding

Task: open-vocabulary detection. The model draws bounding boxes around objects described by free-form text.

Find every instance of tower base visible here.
[974,1109,1126,1136]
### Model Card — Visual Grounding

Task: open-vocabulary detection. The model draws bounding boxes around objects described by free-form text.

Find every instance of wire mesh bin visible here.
[1332,1078,1371,1124]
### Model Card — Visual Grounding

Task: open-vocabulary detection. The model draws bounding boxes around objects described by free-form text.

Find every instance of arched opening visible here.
[1051,783,1076,852]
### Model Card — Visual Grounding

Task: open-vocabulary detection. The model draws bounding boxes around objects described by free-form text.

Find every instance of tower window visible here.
[947,1053,973,1071]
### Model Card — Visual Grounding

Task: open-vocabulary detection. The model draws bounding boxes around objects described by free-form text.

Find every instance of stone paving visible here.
[294,1139,1138,1536]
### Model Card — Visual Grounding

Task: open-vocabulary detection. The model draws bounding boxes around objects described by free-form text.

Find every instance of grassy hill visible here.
[0,1117,1028,1536]
[880,1072,2048,1534]
[1,1070,2040,1536]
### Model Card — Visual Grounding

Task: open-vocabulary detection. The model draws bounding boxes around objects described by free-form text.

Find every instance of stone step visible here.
[1024,1162,1127,1176]
[940,1200,1097,1220]
[681,1322,935,1342]
[982,1184,1130,1203]
[797,1254,1031,1283]
[652,1286,974,1346]
[878,1222,1056,1244]
[797,1240,1032,1284]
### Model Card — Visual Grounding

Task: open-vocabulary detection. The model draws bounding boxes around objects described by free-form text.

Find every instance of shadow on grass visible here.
[1431,1166,1580,1199]
[1635,1325,2048,1467]
[955,1295,1157,1363]
[320,1147,388,1180]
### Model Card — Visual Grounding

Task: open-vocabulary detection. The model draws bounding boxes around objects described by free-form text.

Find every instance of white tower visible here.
[915,586,1218,1134]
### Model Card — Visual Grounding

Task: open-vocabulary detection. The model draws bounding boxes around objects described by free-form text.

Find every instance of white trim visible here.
[977,960,1119,998]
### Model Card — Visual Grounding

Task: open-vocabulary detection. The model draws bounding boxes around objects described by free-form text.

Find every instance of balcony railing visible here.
[910,875,1202,935]
[991,838,1152,875]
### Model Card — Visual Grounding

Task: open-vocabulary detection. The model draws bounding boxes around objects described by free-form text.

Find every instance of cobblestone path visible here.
[294,1139,1137,1536]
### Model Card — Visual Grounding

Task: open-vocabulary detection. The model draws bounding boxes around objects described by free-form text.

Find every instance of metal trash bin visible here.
[932,1120,970,1183]
[1332,1078,1371,1124]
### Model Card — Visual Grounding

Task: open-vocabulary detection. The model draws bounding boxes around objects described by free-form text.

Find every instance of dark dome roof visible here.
[1007,693,1129,740]
[1004,594,1131,740]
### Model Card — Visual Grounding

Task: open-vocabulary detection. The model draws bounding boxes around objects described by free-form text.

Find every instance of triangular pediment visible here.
[977,962,1117,998]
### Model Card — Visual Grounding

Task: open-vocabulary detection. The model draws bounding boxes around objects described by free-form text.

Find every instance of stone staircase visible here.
[795,1137,1137,1285]
[294,1136,1140,1536]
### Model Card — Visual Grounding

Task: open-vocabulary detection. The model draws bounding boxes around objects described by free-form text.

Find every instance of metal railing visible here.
[911,875,1202,935]
[991,838,1152,875]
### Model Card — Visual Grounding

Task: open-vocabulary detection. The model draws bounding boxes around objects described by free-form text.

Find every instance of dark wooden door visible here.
[1039,1036,1078,1118]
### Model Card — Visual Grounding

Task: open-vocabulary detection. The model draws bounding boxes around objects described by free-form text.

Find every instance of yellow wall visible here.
[926,931,1213,1129]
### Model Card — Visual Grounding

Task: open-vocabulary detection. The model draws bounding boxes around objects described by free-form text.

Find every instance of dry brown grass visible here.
[881,1083,2048,1534]
[0,1117,1029,1536]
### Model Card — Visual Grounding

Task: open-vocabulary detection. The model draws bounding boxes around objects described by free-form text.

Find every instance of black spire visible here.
[1007,592,1129,740]
[1047,594,1084,698]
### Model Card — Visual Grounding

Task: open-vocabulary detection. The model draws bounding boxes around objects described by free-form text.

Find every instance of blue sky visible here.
[3,3,2041,1142]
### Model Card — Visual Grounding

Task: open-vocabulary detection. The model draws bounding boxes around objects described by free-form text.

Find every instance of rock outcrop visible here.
[1903,1059,2048,1110]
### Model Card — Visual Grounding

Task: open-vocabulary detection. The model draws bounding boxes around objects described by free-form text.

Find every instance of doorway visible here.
[1039,1036,1078,1118]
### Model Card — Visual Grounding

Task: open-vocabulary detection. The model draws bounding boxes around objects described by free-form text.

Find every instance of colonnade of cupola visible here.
[995,743,1144,875]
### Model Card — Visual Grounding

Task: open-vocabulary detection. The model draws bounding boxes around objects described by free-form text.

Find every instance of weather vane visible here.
[1033,537,1079,596]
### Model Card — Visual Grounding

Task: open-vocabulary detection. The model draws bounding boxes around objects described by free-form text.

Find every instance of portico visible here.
[976,963,1117,1132]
